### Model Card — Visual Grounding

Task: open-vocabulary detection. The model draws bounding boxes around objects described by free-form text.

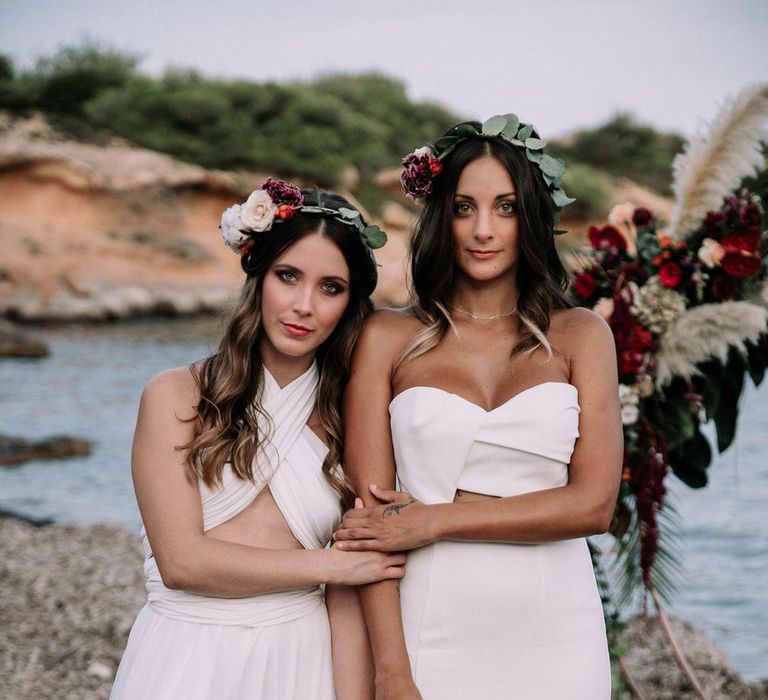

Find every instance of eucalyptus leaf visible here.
[482,115,508,136]
[434,136,459,151]
[525,137,547,150]
[500,113,520,137]
[362,225,387,249]
[517,124,534,141]
[552,188,576,207]
[540,154,566,178]
[526,150,543,164]
[507,138,524,147]
[337,207,360,220]
[455,124,478,137]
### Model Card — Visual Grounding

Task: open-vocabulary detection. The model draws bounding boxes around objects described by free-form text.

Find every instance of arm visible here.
[336,309,623,550]
[133,367,405,597]
[342,312,422,698]
[326,584,374,699]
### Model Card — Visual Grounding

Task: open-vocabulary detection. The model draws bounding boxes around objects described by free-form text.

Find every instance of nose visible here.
[473,208,494,242]
[292,283,314,317]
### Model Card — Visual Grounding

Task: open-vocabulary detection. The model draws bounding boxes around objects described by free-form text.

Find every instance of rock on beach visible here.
[0,514,765,700]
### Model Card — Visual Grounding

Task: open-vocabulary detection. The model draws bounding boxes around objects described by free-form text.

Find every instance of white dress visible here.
[111,364,342,700]
[390,382,611,699]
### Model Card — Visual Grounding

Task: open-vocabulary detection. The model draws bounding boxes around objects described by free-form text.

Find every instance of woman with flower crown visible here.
[110,180,402,699]
[333,117,622,698]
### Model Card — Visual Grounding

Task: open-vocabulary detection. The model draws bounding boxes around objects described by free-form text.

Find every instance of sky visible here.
[0,0,766,139]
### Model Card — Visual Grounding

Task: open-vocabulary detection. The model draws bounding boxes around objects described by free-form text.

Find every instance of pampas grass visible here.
[655,301,768,387]
[669,84,768,239]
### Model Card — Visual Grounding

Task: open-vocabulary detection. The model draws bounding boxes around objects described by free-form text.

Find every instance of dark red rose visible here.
[588,224,628,252]
[276,204,297,220]
[722,229,761,254]
[702,211,726,236]
[658,262,682,288]
[572,273,597,298]
[721,252,761,278]
[400,148,440,200]
[740,204,763,228]
[632,207,654,227]
[710,273,739,300]
[261,177,304,207]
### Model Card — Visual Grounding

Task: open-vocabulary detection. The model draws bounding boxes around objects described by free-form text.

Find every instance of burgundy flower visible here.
[588,224,628,252]
[721,252,761,278]
[722,229,761,254]
[400,147,442,200]
[702,211,726,236]
[572,272,597,298]
[632,207,654,227]
[740,204,763,228]
[658,262,682,288]
[261,177,304,207]
[710,273,739,300]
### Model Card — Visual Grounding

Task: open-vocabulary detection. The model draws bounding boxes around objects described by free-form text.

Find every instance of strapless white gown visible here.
[111,364,342,699]
[390,382,610,699]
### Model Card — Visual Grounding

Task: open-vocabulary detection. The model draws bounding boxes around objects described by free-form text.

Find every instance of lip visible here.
[282,322,312,338]
[468,249,500,260]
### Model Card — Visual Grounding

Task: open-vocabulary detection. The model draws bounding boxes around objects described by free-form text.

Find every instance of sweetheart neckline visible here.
[389,381,577,415]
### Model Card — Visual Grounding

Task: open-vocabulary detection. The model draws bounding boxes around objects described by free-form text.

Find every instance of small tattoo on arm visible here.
[382,497,416,517]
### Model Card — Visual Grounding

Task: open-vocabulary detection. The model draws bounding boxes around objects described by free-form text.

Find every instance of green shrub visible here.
[561,162,616,219]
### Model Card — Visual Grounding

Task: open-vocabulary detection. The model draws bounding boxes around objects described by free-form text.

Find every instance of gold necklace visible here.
[448,303,518,321]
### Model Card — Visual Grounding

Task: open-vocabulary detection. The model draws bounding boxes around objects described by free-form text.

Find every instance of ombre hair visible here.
[183,191,375,509]
[400,123,572,366]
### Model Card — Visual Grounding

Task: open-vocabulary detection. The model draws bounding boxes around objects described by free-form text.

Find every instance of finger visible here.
[354,497,364,509]
[340,514,370,529]
[369,483,401,503]
[335,539,382,552]
[386,553,407,565]
[383,566,405,579]
[334,527,374,542]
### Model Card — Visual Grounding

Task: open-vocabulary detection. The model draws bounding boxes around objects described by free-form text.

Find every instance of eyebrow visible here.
[454,192,517,200]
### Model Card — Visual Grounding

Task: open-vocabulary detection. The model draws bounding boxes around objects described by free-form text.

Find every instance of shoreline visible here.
[0,513,765,699]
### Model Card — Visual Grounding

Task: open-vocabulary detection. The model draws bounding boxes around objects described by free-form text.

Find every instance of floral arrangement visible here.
[219,178,386,256]
[569,83,768,606]
[572,191,768,595]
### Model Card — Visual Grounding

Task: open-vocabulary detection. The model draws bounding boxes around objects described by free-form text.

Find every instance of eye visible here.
[321,282,346,295]
[499,200,517,215]
[277,270,297,283]
[453,202,472,216]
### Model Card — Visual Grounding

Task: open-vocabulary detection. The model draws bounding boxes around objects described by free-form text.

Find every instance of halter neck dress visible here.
[390,382,611,699]
[111,364,343,700]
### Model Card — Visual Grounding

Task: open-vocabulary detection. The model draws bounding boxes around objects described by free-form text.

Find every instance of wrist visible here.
[428,502,451,542]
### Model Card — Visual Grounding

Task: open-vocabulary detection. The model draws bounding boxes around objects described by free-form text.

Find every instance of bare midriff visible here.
[206,486,304,550]
[452,489,500,502]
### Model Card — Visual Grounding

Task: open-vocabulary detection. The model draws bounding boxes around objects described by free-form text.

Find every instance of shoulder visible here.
[351,307,424,375]
[140,364,201,416]
[550,306,614,348]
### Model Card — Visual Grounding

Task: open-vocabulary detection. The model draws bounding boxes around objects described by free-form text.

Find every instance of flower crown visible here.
[400,114,575,230]
[220,178,387,255]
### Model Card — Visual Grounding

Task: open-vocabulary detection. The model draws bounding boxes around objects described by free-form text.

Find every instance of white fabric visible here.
[390,382,611,699]
[111,363,343,699]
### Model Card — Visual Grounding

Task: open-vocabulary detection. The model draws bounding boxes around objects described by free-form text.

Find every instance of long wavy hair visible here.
[183,191,376,509]
[401,122,572,365]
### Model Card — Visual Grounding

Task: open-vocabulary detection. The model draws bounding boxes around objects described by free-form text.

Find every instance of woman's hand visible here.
[333,485,437,552]
[325,544,406,586]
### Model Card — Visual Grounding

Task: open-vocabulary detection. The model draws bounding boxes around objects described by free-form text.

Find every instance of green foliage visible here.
[550,113,685,195]
[561,162,616,218]
[1,44,459,185]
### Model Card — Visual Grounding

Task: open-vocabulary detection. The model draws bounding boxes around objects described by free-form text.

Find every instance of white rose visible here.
[698,238,725,268]
[618,384,640,426]
[592,297,615,320]
[608,202,635,226]
[240,190,277,232]
[220,204,250,253]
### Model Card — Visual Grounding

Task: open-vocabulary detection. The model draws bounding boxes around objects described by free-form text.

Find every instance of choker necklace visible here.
[449,303,518,321]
